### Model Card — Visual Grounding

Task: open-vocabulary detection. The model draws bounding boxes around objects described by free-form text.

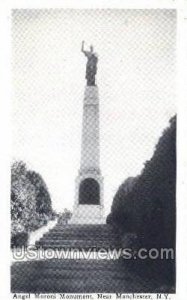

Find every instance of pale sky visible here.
[12,9,176,215]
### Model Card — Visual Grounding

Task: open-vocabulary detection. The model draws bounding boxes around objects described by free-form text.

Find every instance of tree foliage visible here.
[108,116,176,250]
[26,170,52,216]
[11,161,53,242]
[108,116,176,286]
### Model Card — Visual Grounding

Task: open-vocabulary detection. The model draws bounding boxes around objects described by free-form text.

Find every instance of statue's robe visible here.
[85,53,98,86]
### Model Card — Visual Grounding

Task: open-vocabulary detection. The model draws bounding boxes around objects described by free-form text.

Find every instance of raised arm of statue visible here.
[81,41,85,53]
[81,41,90,57]
[81,41,97,86]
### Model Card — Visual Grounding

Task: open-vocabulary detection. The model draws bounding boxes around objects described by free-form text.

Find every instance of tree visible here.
[108,116,176,286]
[11,161,53,247]
[26,170,52,216]
[108,116,176,247]
[107,176,139,230]
[11,161,37,233]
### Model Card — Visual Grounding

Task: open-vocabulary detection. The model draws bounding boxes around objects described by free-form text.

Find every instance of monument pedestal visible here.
[70,85,105,224]
[70,205,105,224]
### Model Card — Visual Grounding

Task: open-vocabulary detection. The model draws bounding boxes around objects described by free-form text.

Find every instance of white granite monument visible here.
[70,42,105,224]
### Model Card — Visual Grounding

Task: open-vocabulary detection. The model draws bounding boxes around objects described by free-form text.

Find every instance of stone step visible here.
[50,233,118,238]
[40,234,119,241]
[36,223,120,250]
[35,243,120,250]
[12,259,131,274]
[19,268,130,280]
[47,232,118,236]
[36,241,119,246]
[55,224,112,229]
[11,277,143,293]
[38,240,120,246]
[51,225,114,232]
[37,237,118,242]
[37,239,120,245]
[44,234,120,242]
[45,231,118,237]
[11,259,153,293]
[51,224,117,232]
[12,259,126,271]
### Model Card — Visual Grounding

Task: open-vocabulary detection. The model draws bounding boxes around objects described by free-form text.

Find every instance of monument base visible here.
[69,204,105,224]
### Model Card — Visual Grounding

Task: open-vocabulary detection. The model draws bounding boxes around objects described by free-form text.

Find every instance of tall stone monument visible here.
[70,42,105,224]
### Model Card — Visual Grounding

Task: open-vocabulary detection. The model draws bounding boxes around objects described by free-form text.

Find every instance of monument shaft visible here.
[80,86,100,174]
[70,44,104,224]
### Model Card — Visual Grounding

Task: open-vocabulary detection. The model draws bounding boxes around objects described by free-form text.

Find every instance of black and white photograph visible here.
[2,2,187,297]
[9,8,177,294]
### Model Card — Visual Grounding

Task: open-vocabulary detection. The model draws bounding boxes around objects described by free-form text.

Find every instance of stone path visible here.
[28,219,57,246]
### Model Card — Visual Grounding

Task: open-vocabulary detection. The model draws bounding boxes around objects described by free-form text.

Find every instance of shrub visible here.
[58,209,72,225]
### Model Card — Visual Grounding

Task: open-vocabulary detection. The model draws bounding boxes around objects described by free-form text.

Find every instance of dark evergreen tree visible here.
[108,116,176,287]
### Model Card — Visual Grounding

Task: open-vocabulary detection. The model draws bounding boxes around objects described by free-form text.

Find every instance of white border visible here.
[6,0,179,10]
[0,2,11,300]
[1,1,187,299]
[176,5,187,300]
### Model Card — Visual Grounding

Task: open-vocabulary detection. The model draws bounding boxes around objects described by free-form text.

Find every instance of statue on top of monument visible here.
[81,41,98,86]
